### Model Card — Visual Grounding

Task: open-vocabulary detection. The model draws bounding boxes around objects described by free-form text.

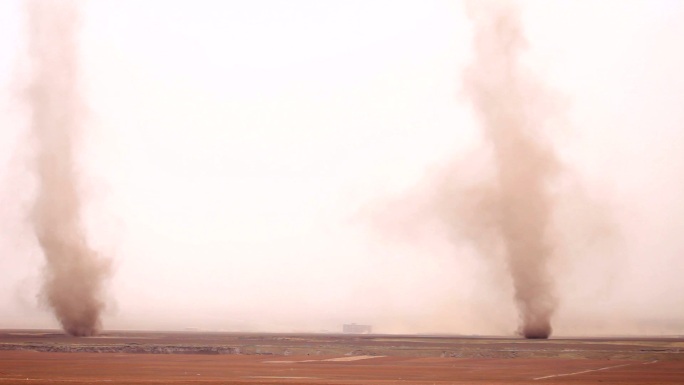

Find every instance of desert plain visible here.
[0,330,683,384]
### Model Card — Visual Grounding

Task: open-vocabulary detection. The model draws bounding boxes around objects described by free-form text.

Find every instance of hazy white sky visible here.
[1,0,683,335]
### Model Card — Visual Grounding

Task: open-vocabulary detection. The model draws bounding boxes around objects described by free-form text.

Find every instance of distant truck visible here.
[342,323,372,334]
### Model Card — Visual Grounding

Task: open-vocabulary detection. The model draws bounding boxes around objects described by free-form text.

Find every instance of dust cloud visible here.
[436,1,562,338]
[23,0,110,336]
[3,0,681,336]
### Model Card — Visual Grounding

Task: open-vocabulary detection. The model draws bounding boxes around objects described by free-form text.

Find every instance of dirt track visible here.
[1,330,683,384]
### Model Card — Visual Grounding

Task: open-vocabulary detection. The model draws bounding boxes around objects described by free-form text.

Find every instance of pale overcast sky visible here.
[1,0,683,335]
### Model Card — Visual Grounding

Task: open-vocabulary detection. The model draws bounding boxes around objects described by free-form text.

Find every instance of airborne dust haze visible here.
[1,0,683,336]
[441,1,561,338]
[24,0,110,336]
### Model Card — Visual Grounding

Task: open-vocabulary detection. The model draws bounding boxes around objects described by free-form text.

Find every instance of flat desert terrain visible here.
[1,330,683,384]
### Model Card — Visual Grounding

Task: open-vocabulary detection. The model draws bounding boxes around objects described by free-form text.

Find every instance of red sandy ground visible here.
[2,350,683,384]
[1,331,683,384]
